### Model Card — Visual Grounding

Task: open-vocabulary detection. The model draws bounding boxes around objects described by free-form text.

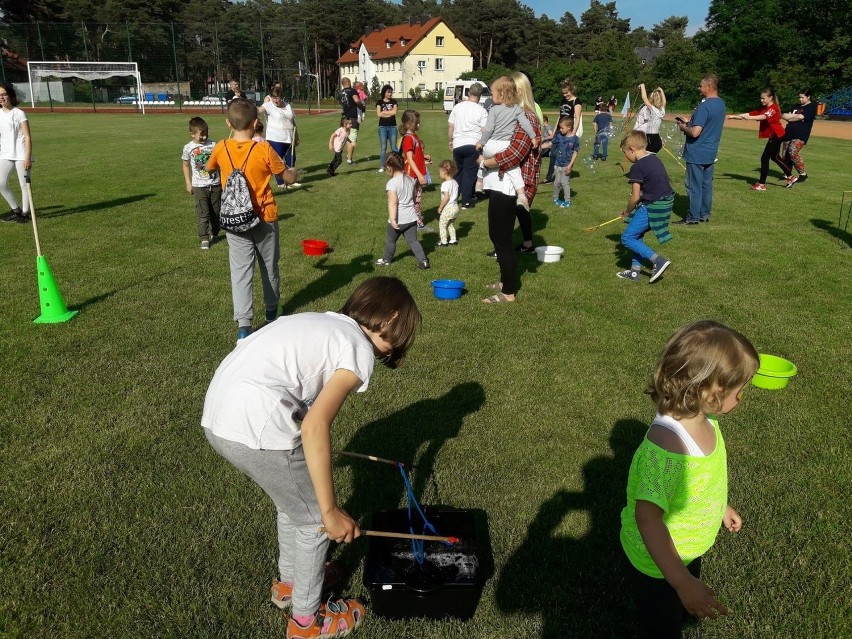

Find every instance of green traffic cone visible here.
[33,255,78,324]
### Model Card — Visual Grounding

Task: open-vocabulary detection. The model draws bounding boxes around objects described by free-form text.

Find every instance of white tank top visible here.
[651,413,706,457]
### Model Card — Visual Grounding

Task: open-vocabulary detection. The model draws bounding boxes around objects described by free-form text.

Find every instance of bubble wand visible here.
[584,215,623,232]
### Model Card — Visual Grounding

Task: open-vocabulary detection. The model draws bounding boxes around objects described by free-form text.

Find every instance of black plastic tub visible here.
[363,507,485,620]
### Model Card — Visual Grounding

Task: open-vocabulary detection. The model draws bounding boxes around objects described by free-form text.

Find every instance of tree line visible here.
[3,0,850,110]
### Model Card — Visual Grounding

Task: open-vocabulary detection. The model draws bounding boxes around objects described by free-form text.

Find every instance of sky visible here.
[521,0,712,35]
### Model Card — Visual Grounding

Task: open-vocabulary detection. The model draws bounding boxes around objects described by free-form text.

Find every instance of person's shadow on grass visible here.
[280,253,373,315]
[605,232,633,270]
[332,382,486,575]
[494,418,646,637]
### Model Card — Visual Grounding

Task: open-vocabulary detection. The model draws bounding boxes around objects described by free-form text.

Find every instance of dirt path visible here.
[663,114,852,141]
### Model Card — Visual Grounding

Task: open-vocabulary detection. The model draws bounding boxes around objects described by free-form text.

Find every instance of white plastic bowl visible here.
[534,245,565,263]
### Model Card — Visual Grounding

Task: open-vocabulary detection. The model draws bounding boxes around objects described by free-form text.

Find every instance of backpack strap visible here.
[223,140,257,172]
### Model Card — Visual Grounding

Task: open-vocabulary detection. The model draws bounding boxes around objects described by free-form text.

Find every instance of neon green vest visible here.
[620,417,728,578]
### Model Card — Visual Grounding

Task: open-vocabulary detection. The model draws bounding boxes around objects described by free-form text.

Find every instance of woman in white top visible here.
[260,87,300,188]
[634,83,667,154]
[0,83,32,224]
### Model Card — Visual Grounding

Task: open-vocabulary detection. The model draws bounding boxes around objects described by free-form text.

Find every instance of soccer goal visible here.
[27,61,145,113]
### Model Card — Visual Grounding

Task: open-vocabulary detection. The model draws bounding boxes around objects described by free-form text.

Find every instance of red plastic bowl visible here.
[302,239,329,256]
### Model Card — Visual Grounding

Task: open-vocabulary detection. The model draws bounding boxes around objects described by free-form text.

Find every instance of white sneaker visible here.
[376,168,385,173]
[374,258,391,266]
[289,182,302,189]
[347,160,355,165]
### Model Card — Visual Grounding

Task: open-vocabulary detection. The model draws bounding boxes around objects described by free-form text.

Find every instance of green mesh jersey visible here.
[620,416,727,578]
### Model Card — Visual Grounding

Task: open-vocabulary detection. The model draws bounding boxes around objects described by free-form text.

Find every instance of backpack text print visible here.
[219,141,260,233]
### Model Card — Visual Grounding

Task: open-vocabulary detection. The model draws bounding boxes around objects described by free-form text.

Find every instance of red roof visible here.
[1,47,28,73]
[337,17,462,64]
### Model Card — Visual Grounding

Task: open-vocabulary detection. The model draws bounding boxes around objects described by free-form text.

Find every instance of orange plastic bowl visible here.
[302,239,329,256]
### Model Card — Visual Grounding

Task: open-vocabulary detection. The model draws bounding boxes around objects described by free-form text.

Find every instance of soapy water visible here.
[370,536,480,585]
[390,546,480,579]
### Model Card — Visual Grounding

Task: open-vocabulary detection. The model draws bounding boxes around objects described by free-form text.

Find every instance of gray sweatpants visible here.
[552,165,571,201]
[204,429,328,617]
[383,221,426,262]
[225,220,280,326]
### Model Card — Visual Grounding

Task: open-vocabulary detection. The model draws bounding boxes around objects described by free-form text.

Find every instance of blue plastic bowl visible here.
[432,279,465,300]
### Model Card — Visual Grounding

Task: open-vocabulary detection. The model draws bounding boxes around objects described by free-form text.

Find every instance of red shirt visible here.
[748,104,785,139]
[400,132,427,179]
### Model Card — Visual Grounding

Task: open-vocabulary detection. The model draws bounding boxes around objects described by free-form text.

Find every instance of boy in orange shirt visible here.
[207,98,298,341]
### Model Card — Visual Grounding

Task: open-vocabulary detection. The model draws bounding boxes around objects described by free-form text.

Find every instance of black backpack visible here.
[219,141,260,233]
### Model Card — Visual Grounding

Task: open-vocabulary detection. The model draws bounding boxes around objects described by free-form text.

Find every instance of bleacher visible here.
[821,86,852,119]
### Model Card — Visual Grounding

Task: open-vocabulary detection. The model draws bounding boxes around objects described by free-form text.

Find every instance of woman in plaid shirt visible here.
[480,72,542,303]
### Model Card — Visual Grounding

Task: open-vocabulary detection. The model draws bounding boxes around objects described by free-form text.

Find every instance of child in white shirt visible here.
[475,76,539,211]
[436,159,460,246]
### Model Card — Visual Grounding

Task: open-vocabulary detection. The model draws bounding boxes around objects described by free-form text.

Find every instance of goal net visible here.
[27,61,145,113]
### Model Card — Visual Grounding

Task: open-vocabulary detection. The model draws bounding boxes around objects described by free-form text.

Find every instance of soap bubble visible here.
[583,155,597,174]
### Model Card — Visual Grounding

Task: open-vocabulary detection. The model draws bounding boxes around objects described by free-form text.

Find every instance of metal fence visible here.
[0,22,313,107]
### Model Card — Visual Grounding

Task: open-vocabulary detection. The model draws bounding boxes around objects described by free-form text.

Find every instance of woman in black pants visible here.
[480,73,541,303]
[484,191,521,303]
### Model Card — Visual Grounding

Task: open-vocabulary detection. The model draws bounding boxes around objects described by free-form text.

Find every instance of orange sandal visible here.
[286,597,366,639]
[271,561,344,610]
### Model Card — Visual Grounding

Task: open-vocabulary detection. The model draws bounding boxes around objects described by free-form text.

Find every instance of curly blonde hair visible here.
[490,76,519,106]
[649,320,759,417]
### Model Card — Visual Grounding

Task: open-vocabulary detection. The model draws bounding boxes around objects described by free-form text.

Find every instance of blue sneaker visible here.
[553,198,565,207]
[237,326,252,341]
[560,200,572,208]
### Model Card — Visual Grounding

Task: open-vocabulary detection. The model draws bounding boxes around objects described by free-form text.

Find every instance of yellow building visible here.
[337,17,473,98]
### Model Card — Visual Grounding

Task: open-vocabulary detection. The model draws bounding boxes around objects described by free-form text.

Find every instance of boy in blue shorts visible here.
[617,131,673,283]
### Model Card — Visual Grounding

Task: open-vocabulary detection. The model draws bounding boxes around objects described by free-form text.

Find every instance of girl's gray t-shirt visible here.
[386,174,418,225]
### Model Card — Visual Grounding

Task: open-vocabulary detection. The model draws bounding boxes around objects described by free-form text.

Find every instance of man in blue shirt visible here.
[676,75,726,224]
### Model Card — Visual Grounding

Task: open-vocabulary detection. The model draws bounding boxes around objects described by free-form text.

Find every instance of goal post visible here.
[27,61,145,113]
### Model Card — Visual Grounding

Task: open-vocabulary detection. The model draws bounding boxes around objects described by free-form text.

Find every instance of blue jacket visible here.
[552,132,580,166]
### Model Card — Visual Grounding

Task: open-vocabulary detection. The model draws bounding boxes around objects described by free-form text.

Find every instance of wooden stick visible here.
[319,527,459,544]
[24,173,42,257]
[333,450,403,467]
[584,215,623,232]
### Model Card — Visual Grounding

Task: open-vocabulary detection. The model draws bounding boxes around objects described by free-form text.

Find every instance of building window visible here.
[386,41,392,49]
[436,36,444,47]
[400,38,406,46]
[435,58,444,71]
[435,82,442,91]
[418,83,426,91]
[417,60,426,71]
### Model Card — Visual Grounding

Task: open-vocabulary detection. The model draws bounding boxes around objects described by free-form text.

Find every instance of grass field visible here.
[1,110,850,638]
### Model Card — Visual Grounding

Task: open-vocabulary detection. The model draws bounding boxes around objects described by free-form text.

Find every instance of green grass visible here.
[1,110,850,638]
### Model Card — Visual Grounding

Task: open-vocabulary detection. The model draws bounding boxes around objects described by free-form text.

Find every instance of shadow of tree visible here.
[811,218,852,248]
[494,418,647,637]
[280,253,373,315]
[70,267,183,312]
[38,194,157,218]
[333,382,486,574]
